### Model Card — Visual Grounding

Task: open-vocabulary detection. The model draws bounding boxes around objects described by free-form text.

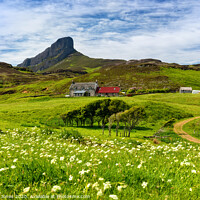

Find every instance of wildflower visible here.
[51,158,56,164]
[137,164,142,168]
[0,167,9,172]
[117,186,123,192]
[92,182,99,189]
[141,182,148,188]
[51,185,61,192]
[109,194,118,199]
[79,169,90,176]
[69,175,73,181]
[13,159,18,162]
[167,179,172,183]
[23,187,30,193]
[60,157,64,161]
[85,162,92,167]
[189,188,192,192]
[191,169,196,174]
[103,181,112,191]
[99,177,104,181]
[97,189,103,197]
[86,183,91,188]
[70,155,75,162]
[11,165,16,169]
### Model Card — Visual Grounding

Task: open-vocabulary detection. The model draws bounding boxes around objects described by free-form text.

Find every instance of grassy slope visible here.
[42,52,125,73]
[183,118,200,139]
[0,93,198,140]
[72,63,200,90]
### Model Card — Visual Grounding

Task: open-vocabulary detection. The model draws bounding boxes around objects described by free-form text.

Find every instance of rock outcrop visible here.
[17,37,76,72]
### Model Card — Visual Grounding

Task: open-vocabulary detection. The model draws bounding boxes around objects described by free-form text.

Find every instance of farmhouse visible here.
[179,87,192,93]
[69,80,98,97]
[97,87,121,97]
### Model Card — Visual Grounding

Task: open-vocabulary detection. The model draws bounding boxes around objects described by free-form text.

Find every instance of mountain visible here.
[17,37,76,72]
[17,37,125,73]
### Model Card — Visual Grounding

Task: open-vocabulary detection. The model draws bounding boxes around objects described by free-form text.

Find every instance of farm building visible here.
[179,87,192,93]
[192,90,200,94]
[96,87,121,97]
[69,81,99,97]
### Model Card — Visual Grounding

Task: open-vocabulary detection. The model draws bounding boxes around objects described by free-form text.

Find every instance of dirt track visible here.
[173,117,200,144]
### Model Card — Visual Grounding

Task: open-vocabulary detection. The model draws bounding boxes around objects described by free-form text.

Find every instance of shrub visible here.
[59,129,83,142]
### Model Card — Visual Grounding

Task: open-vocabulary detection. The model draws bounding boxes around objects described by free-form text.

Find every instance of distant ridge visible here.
[17,37,76,72]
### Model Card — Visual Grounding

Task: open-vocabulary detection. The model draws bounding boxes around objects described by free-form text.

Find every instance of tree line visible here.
[61,99,145,137]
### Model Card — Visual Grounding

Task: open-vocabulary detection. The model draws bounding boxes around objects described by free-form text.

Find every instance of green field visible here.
[183,118,200,139]
[0,93,200,199]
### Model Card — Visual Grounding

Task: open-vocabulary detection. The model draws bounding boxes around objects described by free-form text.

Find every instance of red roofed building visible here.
[97,87,121,97]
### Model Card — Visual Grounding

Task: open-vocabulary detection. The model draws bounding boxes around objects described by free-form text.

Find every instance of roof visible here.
[97,87,121,93]
[70,82,98,90]
[180,87,192,90]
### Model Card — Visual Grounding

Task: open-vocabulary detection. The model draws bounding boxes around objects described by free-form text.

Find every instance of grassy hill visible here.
[2,58,200,96]
[70,60,200,91]
[41,52,125,73]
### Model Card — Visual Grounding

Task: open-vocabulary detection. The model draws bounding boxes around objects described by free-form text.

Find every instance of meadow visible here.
[0,93,200,199]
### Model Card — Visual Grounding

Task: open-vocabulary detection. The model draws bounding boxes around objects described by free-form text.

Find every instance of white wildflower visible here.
[60,157,64,161]
[97,189,103,197]
[117,186,123,192]
[51,158,56,164]
[69,175,73,181]
[92,182,99,189]
[109,194,118,199]
[137,164,142,168]
[99,177,104,181]
[86,183,91,188]
[23,187,30,193]
[191,169,196,174]
[51,185,61,192]
[11,165,16,169]
[70,155,75,162]
[189,188,192,192]
[141,182,148,188]
[103,181,111,191]
[13,159,18,162]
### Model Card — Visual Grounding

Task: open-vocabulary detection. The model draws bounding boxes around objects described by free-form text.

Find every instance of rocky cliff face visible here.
[17,37,76,72]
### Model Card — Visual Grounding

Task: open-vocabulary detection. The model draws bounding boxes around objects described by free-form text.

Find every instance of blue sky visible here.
[0,0,200,65]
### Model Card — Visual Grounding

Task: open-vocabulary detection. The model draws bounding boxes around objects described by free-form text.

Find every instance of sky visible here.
[1,0,200,65]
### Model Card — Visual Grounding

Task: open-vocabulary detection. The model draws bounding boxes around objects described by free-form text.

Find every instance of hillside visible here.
[70,59,200,91]
[42,52,125,74]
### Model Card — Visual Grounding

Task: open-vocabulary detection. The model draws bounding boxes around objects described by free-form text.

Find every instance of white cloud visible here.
[0,0,200,65]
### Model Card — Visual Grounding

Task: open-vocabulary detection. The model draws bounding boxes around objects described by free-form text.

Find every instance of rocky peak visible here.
[17,37,76,72]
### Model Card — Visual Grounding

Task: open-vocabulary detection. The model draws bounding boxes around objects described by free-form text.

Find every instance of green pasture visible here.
[183,118,200,139]
[0,93,199,141]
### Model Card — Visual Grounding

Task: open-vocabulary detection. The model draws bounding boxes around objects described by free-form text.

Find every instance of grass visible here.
[183,118,200,139]
[0,128,199,199]
[0,93,200,199]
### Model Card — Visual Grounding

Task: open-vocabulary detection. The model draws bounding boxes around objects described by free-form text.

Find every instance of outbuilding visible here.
[179,87,192,93]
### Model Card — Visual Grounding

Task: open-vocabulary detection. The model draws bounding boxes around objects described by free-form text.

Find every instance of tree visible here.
[121,106,145,137]
[95,99,111,134]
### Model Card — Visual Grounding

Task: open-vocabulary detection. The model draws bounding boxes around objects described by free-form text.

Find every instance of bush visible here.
[59,129,83,142]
